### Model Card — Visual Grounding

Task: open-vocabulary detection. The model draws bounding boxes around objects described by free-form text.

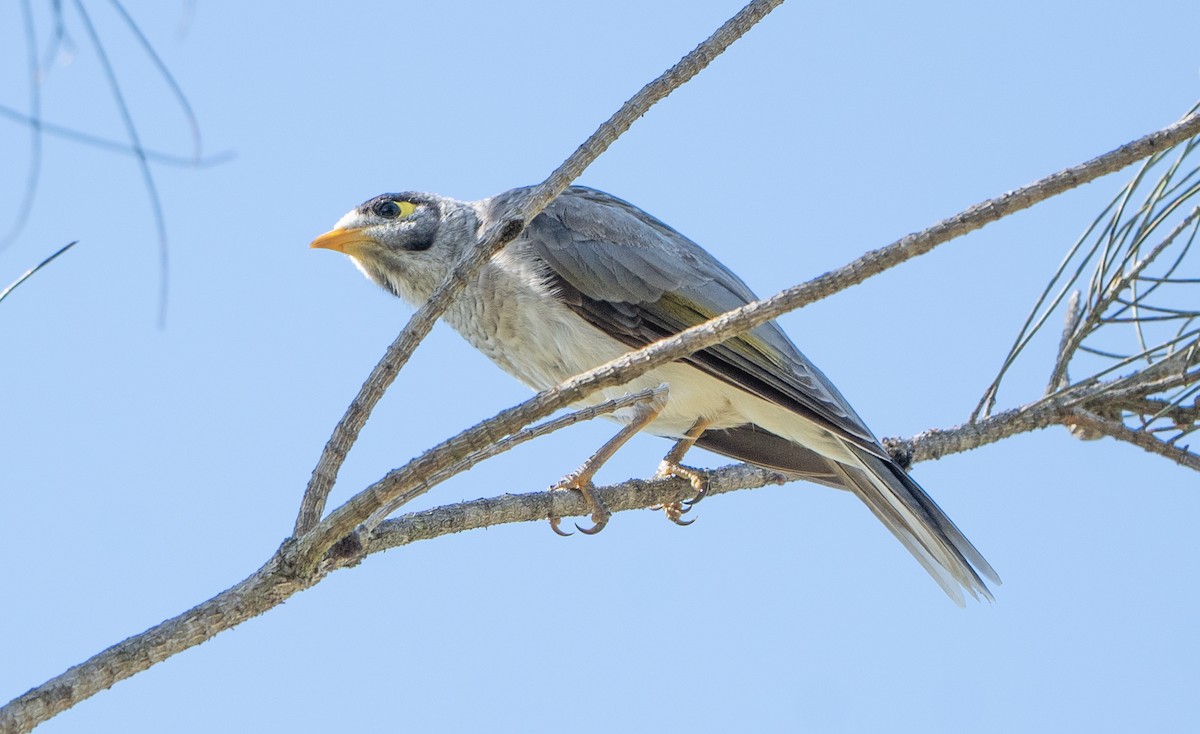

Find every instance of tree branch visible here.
[0,556,308,734]
[294,0,787,534]
[1068,407,1200,470]
[0,104,232,166]
[365,463,790,555]
[361,386,669,529]
[0,241,79,306]
[0,390,1073,734]
[364,381,1200,557]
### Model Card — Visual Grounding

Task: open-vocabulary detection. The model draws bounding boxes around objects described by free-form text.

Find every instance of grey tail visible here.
[696,425,1000,605]
[832,448,1000,605]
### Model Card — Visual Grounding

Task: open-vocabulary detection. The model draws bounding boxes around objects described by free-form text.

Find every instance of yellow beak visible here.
[309,227,375,255]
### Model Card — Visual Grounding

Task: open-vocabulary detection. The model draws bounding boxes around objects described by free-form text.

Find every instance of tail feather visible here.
[837,448,1000,604]
[696,425,845,489]
[694,424,999,604]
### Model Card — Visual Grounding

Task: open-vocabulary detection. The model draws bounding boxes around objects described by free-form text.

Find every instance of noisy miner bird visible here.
[311,185,999,603]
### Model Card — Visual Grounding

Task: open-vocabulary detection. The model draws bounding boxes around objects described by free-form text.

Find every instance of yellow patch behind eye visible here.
[396,200,417,218]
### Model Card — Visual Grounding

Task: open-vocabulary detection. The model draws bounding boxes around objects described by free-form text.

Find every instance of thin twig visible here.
[0,104,232,166]
[41,0,73,71]
[1048,206,1200,386]
[107,0,203,161]
[977,120,1200,420]
[0,0,42,251]
[70,0,171,325]
[1067,328,1199,385]
[1048,290,1085,394]
[0,241,79,306]
[1068,407,1200,470]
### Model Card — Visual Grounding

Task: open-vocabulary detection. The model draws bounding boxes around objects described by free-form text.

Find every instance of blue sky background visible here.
[3,2,1199,732]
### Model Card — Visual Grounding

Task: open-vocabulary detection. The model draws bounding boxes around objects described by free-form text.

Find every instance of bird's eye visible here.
[373,199,417,219]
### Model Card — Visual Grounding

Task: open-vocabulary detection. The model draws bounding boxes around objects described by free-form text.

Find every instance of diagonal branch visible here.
[0,241,79,306]
[293,0,787,534]
[361,385,669,529]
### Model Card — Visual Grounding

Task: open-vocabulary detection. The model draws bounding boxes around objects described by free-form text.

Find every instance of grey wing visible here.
[501,185,886,457]
[491,186,1000,601]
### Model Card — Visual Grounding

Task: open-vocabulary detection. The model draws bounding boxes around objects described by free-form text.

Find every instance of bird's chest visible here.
[443,270,626,392]
[440,265,754,439]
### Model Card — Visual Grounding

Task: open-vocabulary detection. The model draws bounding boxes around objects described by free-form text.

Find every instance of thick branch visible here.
[0,556,309,734]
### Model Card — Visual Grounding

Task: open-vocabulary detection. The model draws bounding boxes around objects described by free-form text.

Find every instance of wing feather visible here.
[486,185,999,601]
[516,186,882,454]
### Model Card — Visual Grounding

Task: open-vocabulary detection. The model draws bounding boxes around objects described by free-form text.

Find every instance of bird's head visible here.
[310,192,479,304]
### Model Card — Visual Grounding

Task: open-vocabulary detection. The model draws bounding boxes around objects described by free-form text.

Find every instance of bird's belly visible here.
[634,362,855,466]
[447,298,854,463]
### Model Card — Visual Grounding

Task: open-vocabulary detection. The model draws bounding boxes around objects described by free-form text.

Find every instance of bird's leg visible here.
[654,418,712,526]
[549,391,667,536]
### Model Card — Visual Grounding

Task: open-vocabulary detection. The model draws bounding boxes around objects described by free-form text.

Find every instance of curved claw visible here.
[549,517,574,537]
[575,515,610,535]
[660,463,710,508]
[661,500,699,527]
